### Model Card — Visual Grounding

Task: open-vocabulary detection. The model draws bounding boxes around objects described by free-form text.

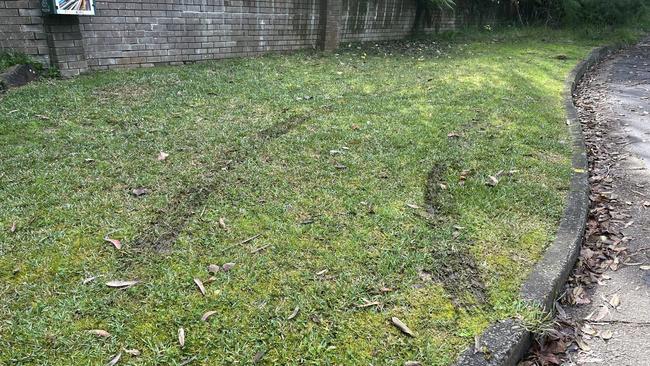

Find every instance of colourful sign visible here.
[41,0,95,15]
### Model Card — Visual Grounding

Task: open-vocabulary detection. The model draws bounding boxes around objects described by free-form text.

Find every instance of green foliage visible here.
[561,0,648,26]
[457,0,649,27]
[0,51,34,72]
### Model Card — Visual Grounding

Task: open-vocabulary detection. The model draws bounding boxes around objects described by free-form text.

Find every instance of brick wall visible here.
[0,0,461,76]
[80,0,322,71]
[0,0,49,64]
[341,0,456,43]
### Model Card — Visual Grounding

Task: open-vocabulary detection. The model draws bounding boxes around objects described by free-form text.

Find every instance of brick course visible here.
[0,0,459,76]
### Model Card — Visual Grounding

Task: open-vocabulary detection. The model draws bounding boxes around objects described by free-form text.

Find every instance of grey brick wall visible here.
[341,0,456,43]
[0,0,460,76]
[0,0,49,64]
[79,0,322,71]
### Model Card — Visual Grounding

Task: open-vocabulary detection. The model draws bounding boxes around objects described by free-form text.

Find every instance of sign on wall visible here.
[41,0,95,15]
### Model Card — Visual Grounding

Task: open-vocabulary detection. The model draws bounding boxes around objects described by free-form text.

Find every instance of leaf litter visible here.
[522,58,632,366]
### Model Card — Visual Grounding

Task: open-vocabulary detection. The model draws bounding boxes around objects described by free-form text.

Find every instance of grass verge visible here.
[0,26,643,365]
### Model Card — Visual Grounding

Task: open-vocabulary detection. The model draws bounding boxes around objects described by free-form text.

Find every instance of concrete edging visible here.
[455,46,619,366]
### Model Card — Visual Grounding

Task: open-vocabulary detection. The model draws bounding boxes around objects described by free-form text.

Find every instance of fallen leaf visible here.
[104,237,122,250]
[106,280,139,288]
[599,329,613,340]
[418,270,432,282]
[201,310,217,322]
[406,203,420,209]
[203,276,217,284]
[592,306,610,321]
[179,356,197,366]
[356,299,381,308]
[107,352,121,366]
[222,262,235,272]
[123,349,141,356]
[83,276,97,284]
[287,306,300,320]
[486,175,499,187]
[88,329,111,337]
[251,244,270,254]
[391,317,415,337]
[193,278,206,296]
[459,169,470,184]
[609,294,620,308]
[447,132,460,138]
[580,324,596,336]
[207,264,220,274]
[316,269,328,276]
[576,337,591,351]
[218,217,227,230]
[131,188,148,197]
[178,327,185,347]
[252,350,265,363]
[9,222,16,233]
[157,151,169,161]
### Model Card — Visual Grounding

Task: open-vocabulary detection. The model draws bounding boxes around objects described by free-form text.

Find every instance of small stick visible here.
[250,244,270,254]
[220,233,262,253]
[239,233,261,245]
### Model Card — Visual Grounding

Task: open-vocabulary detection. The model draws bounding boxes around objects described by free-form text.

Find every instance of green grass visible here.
[0,51,37,73]
[0,27,640,365]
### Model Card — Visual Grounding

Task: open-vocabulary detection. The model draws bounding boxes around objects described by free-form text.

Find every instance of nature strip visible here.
[454,46,621,366]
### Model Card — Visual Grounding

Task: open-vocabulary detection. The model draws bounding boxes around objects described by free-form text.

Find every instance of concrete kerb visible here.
[454,46,620,366]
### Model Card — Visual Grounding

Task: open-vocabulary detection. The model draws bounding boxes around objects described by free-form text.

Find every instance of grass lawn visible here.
[0,27,638,365]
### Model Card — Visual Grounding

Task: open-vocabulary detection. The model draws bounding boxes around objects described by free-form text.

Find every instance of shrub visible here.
[561,0,648,26]
[0,51,35,72]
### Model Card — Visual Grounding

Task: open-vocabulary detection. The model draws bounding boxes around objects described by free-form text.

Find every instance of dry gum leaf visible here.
[123,348,141,356]
[157,151,169,161]
[106,280,139,288]
[107,352,122,366]
[104,237,122,250]
[88,329,111,337]
[178,327,185,347]
[207,264,220,274]
[201,310,217,322]
[600,329,613,340]
[252,350,265,363]
[391,317,415,337]
[193,278,206,296]
[131,188,148,197]
[287,306,300,320]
